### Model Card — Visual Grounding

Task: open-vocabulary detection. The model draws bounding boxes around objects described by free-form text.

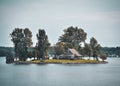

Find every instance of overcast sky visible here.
[0,0,120,47]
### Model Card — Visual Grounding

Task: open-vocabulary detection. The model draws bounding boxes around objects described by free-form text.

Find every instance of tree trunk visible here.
[96,57,99,61]
[89,56,90,60]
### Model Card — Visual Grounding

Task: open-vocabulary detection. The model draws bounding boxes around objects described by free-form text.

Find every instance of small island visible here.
[7,26,107,64]
[14,59,108,64]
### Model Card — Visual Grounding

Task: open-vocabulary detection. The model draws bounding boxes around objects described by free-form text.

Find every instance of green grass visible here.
[45,59,99,63]
[15,59,102,64]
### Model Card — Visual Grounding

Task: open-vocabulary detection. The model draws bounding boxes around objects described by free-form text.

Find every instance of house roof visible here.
[69,49,82,56]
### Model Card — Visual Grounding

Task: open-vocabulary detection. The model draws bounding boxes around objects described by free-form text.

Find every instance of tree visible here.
[32,47,37,60]
[84,43,92,60]
[54,42,65,56]
[24,28,33,47]
[59,26,87,50]
[27,51,32,60]
[90,37,101,61]
[10,28,32,61]
[21,28,32,61]
[36,29,50,60]
[10,28,22,59]
[78,46,85,59]
[100,54,107,61]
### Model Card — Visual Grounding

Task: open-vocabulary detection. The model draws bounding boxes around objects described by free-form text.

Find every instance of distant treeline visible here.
[101,47,120,57]
[0,47,14,57]
[0,46,120,57]
[0,46,32,57]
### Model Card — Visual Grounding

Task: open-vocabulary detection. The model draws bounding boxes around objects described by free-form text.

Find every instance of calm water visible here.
[0,57,120,86]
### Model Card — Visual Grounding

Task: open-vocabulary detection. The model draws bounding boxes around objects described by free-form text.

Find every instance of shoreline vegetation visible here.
[14,59,108,64]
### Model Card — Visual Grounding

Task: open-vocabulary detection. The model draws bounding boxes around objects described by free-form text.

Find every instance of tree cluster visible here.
[55,26,104,61]
[10,26,108,61]
[10,28,32,61]
[10,28,50,61]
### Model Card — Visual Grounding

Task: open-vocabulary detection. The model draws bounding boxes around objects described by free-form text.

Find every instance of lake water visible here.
[0,57,120,86]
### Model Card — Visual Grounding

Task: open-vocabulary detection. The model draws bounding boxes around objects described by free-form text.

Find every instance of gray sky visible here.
[0,0,120,47]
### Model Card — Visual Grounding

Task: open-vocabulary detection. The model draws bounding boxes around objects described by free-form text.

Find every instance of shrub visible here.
[100,54,107,61]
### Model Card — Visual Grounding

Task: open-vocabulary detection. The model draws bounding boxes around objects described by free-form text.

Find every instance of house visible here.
[59,48,82,60]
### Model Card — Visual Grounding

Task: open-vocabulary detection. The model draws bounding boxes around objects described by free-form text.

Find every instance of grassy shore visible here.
[14,59,108,64]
